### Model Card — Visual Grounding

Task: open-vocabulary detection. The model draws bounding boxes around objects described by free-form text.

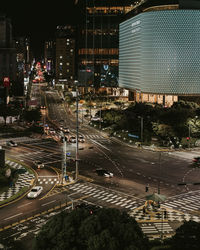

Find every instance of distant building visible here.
[0,14,16,104]
[14,37,31,96]
[77,0,135,88]
[44,40,55,74]
[119,0,200,106]
[55,25,76,86]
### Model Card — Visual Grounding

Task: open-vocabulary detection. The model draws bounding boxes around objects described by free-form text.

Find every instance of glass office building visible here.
[119,9,200,95]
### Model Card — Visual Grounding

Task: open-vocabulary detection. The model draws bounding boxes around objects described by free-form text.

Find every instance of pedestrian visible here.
[143,206,146,214]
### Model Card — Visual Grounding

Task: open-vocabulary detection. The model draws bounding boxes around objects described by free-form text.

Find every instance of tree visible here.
[169,221,200,250]
[33,207,149,250]
[23,108,41,123]
[0,104,20,125]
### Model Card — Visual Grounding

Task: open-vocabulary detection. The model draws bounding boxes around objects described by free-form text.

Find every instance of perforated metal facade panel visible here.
[119,10,200,94]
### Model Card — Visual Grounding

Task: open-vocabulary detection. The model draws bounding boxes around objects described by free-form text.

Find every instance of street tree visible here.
[33,207,149,250]
[23,108,41,123]
[169,220,200,250]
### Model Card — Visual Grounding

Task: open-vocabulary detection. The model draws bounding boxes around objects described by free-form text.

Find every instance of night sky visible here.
[0,0,80,57]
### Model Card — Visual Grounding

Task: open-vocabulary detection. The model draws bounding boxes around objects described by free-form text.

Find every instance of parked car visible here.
[193,157,200,164]
[6,140,17,147]
[91,116,101,121]
[69,136,76,143]
[34,161,44,169]
[78,135,85,143]
[95,169,113,178]
[27,186,43,199]
[63,127,70,133]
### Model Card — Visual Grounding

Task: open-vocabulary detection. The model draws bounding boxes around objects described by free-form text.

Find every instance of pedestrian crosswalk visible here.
[38,177,59,185]
[0,160,34,201]
[84,134,107,140]
[140,222,174,240]
[163,190,200,213]
[67,182,143,210]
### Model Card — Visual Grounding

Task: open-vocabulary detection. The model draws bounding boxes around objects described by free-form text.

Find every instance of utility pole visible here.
[158,152,161,194]
[75,81,79,180]
[61,131,66,184]
[138,116,143,143]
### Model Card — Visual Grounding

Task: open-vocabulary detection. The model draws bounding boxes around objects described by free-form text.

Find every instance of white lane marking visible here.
[41,200,57,206]
[4,213,23,220]
[90,139,111,151]
[17,202,32,208]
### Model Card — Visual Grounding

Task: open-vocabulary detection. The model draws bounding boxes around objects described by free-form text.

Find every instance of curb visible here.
[0,159,37,208]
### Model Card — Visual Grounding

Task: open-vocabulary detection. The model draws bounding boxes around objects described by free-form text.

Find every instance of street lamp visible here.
[74,80,79,180]
[138,116,143,143]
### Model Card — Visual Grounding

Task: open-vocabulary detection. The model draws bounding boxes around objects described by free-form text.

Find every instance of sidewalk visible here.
[0,160,35,204]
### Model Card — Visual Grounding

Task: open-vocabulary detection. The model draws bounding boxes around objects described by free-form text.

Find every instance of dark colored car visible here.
[193,157,200,164]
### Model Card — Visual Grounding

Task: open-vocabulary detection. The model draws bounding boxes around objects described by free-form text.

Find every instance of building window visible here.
[59,56,63,59]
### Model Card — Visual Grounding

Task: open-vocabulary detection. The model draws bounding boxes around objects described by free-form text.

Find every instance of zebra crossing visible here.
[163,190,200,213]
[140,222,174,240]
[38,176,59,185]
[0,160,34,201]
[84,134,107,140]
[67,182,143,210]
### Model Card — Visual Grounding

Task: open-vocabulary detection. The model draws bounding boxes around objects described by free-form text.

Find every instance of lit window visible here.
[70,49,73,52]
[60,62,63,65]
[59,73,62,76]
[59,56,63,59]
[66,63,69,66]
[67,39,69,41]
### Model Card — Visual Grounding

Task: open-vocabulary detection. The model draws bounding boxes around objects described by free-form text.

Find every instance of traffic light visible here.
[186,137,190,141]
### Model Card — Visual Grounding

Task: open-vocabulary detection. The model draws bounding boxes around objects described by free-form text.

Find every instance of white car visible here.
[95,169,114,178]
[69,136,76,143]
[91,116,101,121]
[6,140,17,147]
[63,127,70,133]
[78,135,85,143]
[27,186,43,199]
[34,161,44,169]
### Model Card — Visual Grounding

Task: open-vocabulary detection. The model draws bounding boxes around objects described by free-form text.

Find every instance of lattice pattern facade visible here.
[119,10,200,95]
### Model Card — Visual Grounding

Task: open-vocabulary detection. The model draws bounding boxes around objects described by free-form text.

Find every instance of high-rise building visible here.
[44,40,55,74]
[0,14,16,104]
[14,37,31,96]
[77,0,136,88]
[55,25,76,86]
[119,0,200,106]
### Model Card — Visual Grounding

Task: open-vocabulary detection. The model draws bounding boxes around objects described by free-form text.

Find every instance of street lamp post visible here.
[75,81,79,180]
[138,116,143,143]
[188,123,191,149]
[158,152,161,194]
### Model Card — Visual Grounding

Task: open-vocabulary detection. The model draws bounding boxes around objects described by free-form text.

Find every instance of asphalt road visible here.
[1,84,200,246]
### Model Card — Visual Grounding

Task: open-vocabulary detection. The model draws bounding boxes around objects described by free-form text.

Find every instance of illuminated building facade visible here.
[77,0,135,87]
[119,0,200,106]
[55,25,76,85]
[44,40,55,74]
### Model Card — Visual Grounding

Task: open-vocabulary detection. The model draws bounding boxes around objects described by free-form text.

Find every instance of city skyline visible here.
[0,0,79,56]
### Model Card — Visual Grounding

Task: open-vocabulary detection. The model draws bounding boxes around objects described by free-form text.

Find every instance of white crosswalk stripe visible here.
[68,182,142,210]
[164,190,200,213]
